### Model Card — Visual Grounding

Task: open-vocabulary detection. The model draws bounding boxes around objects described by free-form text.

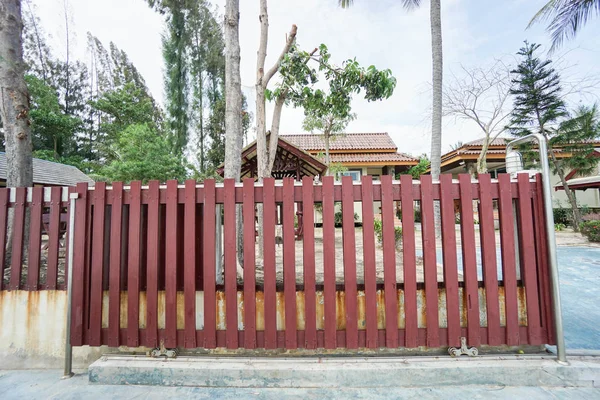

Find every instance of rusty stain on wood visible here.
[99,285,530,334]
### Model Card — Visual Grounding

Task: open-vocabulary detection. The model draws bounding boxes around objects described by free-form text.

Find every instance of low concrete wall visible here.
[0,285,530,369]
[0,291,105,369]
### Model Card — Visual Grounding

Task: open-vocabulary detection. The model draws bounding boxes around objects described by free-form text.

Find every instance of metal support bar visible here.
[62,192,79,379]
[507,134,567,364]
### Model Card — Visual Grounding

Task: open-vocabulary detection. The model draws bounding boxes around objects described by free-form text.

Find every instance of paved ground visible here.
[557,246,600,350]
[0,370,598,399]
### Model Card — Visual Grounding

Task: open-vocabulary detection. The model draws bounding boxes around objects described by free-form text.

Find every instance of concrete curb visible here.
[88,355,600,388]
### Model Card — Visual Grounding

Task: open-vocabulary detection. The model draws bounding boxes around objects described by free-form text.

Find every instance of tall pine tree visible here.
[508,42,599,229]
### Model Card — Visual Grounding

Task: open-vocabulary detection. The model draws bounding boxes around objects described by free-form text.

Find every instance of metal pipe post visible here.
[507,134,567,363]
[62,192,79,378]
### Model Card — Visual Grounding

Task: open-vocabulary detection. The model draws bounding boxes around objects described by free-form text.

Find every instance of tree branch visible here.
[263,24,298,87]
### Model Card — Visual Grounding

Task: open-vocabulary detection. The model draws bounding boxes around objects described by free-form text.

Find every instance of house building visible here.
[280,132,418,180]
[440,138,600,208]
[221,133,417,225]
[0,152,94,187]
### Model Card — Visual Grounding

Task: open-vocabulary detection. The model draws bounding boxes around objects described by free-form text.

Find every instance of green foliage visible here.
[554,223,566,231]
[406,154,429,179]
[529,0,600,51]
[334,210,359,227]
[553,207,571,226]
[26,75,81,160]
[414,208,422,223]
[102,124,186,183]
[580,220,600,242]
[508,42,567,140]
[373,219,403,247]
[276,43,396,154]
[162,7,190,154]
[328,162,348,181]
[550,104,600,177]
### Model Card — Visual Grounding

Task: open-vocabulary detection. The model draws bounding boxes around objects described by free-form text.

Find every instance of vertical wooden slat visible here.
[183,179,197,349]
[223,179,238,349]
[165,180,179,348]
[263,178,277,349]
[322,176,337,349]
[127,181,142,347]
[282,178,297,349]
[89,182,106,346]
[0,189,8,290]
[203,180,217,348]
[45,187,62,289]
[243,179,256,349]
[380,175,398,348]
[26,187,43,290]
[458,174,481,347]
[9,187,26,290]
[400,175,418,348]
[478,174,502,345]
[517,173,542,344]
[146,181,160,348]
[420,175,440,347]
[497,174,519,345]
[302,176,317,349]
[361,176,378,348]
[439,175,461,347]
[108,182,123,347]
[341,176,358,349]
[71,182,88,346]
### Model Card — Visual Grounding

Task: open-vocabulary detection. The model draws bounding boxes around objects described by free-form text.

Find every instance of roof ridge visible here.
[281,132,389,136]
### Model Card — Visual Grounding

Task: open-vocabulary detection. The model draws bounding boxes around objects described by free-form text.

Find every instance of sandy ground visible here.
[251,226,600,286]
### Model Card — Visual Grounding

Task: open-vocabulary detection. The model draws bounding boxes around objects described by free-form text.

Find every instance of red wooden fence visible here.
[0,174,555,351]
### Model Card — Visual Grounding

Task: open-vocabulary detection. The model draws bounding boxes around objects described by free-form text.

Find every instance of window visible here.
[490,167,507,179]
[342,170,362,182]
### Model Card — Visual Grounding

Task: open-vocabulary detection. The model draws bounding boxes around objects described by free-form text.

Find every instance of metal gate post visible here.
[62,191,79,378]
[507,134,567,364]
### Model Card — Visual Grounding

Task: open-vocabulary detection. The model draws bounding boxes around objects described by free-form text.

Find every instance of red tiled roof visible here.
[328,152,417,164]
[462,137,511,147]
[280,133,397,151]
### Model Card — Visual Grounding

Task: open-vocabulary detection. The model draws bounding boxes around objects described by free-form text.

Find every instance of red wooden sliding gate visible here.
[64,174,554,350]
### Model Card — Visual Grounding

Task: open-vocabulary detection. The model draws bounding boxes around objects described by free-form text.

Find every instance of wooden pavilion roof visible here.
[217,136,327,180]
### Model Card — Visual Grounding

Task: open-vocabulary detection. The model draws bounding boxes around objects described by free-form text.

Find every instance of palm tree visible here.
[339,0,443,181]
[529,0,600,52]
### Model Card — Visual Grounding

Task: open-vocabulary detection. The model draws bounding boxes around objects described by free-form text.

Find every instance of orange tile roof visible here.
[280,133,398,151]
[328,152,417,163]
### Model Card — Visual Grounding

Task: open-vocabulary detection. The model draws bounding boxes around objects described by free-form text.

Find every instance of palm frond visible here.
[338,0,354,8]
[401,0,422,11]
[529,0,600,52]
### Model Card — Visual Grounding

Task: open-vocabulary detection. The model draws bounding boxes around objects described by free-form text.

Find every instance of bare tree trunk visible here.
[255,0,296,180]
[0,0,33,188]
[477,134,490,174]
[254,2,296,259]
[1,0,34,273]
[324,131,331,175]
[224,0,243,181]
[224,0,244,272]
[550,150,582,231]
[429,0,443,180]
[430,0,443,237]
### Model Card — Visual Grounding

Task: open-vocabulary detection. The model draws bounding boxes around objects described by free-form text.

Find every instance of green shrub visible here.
[373,219,402,247]
[334,210,359,227]
[414,209,422,223]
[553,208,570,226]
[580,221,600,242]
[554,223,565,232]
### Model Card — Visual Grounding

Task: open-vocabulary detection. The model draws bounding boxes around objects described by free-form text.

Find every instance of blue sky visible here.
[32,0,600,158]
